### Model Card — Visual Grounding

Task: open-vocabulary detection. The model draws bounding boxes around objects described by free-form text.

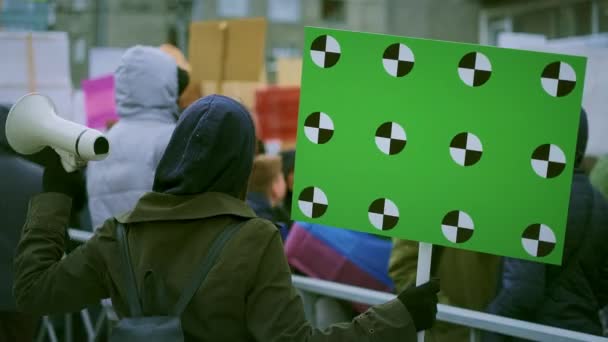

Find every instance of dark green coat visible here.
[14,192,417,341]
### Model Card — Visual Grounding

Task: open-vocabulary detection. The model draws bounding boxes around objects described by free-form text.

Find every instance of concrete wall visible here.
[53,0,97,85]
[52,0,483,84]
[105,0,175,47]
[387,0,481,43]
[53,0,176,84]
[190,0,388,56]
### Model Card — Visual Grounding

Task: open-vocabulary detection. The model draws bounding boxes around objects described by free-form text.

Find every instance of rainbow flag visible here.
[285,222,394,310]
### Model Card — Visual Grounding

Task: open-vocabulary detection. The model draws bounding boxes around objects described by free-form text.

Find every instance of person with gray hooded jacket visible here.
[87,45,189,229]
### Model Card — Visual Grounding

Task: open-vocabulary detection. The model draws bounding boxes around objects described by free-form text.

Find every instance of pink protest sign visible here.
[82,75,118,130]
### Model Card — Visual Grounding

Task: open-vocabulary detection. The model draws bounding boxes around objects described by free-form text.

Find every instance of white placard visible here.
[0,31,71,87]
[0,31,74,119]
[73,38,86,64]
[0,86,74,120]
[499,32,608,157]
[89,47,125,79]
[71,89,86,125]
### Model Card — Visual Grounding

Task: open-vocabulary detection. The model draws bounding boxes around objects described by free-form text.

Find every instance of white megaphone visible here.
[5,93,110,171]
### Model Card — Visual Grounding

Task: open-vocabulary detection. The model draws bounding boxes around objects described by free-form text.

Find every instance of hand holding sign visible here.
[398,277,440,332]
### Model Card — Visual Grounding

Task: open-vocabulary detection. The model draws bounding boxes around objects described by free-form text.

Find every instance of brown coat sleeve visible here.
[246,231,418,342]
[13,193,108,315]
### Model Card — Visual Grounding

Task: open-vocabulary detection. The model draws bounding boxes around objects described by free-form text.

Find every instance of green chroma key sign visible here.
[291,27,587,265]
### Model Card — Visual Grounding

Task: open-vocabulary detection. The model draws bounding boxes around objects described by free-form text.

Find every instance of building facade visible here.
[2,0,607,85]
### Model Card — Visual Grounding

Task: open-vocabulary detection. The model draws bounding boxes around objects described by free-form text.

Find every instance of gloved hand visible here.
[398,278,440,331]
[42,147,85,198]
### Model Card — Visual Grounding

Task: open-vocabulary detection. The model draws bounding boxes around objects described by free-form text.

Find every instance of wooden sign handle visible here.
[217,21,228,95]
[26,32,36,93]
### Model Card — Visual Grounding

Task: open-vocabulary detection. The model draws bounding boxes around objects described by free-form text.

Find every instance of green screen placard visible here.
[291,27,587,265]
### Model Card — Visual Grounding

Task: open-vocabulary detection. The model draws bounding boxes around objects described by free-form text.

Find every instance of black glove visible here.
[398,278,440,331]
[42,148,84,198]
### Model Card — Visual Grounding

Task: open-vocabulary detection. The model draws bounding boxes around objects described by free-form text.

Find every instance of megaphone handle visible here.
[60,157,77,173]
[53,148,86,173]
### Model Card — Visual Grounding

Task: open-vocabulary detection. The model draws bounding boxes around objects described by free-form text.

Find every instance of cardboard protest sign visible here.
[200,80,263,111]
[188,18,266,83]
[276,57,302,86]
[291,27,587,265]
[255,85,300,142]
[82,75,118,130]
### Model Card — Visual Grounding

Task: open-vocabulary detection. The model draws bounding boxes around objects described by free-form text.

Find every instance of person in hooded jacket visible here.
[0,105,42,342]
[486,109,608,340]
[590,155,608,198]
[86,45,189,229]
[13,95,440,341]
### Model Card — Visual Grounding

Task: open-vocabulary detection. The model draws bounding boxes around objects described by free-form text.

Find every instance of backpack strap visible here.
[116,222,144,317]
[171,219,247,316]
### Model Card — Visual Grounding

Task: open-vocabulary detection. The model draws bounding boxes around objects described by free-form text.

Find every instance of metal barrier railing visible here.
[292,275,608,342]
[38,229,606,342]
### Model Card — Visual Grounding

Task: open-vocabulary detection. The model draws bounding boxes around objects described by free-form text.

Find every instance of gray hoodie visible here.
[86,46,179,229]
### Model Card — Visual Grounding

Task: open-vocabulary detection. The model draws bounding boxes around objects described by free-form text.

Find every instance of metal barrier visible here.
[38,229,606,342]
[292,275,608,342]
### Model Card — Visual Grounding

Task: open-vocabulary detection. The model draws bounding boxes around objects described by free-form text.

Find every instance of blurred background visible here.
[1,0,604,84]
[1,0,607,160]
[2,3,608,340]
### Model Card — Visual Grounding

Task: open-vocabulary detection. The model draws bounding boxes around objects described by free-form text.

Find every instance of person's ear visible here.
[271,172,287,204]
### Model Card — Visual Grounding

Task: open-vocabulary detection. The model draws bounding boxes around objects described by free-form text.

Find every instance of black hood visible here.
[575,108,588,169]
[153,95,256,198]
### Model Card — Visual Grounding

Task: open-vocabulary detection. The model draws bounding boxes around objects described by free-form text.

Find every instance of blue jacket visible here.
[246,192,290,240]
[247,192,276,221]
[487,172,608,338]
[86,46,179,229]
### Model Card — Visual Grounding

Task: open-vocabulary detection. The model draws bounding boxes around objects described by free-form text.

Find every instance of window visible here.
[557,1,591,37]
[321,0,346,23]
[600,0,608,32]
[483,0,596,44]
[511,1,591,39]
[268,0,300,23]
[217,0,249,18]
[512,9,558,38]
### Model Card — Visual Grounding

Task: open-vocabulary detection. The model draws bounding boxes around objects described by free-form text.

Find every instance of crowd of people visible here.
[1,44,607,341]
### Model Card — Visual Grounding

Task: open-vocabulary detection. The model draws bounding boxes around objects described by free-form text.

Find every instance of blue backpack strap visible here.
[171,219,247,316]
[116,222,144,317]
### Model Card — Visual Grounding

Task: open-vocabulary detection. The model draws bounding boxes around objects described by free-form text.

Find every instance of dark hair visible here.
[248,155,283,194]
[177,67,190,96]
